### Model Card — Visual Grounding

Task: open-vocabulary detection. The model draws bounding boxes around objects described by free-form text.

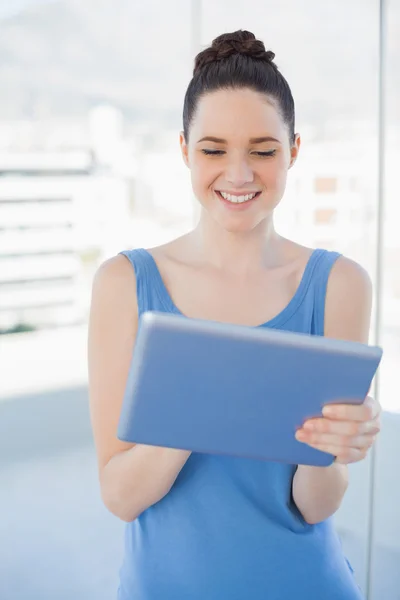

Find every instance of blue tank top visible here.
[117,247,364,600]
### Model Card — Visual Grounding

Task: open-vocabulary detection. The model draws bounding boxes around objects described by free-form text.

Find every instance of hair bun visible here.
[194,30,276,76]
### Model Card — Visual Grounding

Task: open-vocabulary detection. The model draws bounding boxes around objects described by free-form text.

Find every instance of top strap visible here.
[311,250,342,336]
[119,248,160,315]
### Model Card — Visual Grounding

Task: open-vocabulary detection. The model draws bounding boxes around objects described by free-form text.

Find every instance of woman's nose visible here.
[225,157,254,187]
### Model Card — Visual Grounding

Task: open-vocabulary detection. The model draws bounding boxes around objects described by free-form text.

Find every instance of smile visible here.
[216,191,261,204]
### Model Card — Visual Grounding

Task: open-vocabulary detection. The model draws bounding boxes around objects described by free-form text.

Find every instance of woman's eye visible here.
[253,150,276,157]
[201,149,276,157]
[201,149,225,156]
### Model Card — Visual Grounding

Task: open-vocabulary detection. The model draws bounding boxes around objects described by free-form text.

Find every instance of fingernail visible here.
[303,421,314,430]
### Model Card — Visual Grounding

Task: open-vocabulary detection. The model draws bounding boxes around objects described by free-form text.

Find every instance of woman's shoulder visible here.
[283,240,372,306]
[325,253,372,295]
[91,254,138,318]
[286,239,371,289]
[94,254,137,288]
[323,253,373,341]
[92,234,189,298]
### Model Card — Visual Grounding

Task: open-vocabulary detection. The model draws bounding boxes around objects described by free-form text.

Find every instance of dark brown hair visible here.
[183,30,295,143]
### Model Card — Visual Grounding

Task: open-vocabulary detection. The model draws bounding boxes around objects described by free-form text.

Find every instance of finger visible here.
[322,396,381,422]
[296,430,376,451]
[335,448,368,464]
[302,416,381,437]
[303,443,368,465]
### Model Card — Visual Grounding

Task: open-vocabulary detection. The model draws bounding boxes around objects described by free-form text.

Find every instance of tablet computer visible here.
[117,311,383,466]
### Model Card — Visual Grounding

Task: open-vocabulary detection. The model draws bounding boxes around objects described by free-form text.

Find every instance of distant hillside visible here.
[0,0,398,129]
[0,0,192,124]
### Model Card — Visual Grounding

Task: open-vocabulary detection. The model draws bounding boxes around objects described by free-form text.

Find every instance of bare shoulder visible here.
[89,254,138,345]
[91,253,137,311]
[325,255,373,342]
[328,255,372,299]
[93,253,136,292]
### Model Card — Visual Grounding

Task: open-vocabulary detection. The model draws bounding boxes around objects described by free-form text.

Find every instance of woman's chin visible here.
[198,201,272,233]
[214,213,266,234]
[198,196,277,233]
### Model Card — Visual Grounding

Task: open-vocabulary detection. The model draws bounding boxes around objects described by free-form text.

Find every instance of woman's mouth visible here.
[215,190,262,207]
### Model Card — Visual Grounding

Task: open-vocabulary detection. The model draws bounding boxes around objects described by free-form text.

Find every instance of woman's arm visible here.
[88,255,191,523]
[292,256,373,525]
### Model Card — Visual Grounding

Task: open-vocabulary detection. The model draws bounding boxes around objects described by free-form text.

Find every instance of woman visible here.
[88,30,381,599]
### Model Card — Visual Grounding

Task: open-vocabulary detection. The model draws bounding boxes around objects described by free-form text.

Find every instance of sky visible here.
[0,0,58,19]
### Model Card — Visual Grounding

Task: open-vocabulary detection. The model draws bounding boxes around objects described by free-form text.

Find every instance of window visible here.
[314,177,338,194]
[314,208,337,224]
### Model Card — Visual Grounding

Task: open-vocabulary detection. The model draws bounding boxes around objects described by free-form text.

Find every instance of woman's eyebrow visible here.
[249,136,281,144]
[196,135,281,144]
[197,136,226,143]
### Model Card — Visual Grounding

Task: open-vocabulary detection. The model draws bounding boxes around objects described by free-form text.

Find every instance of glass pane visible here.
[0,2,192,599]
[201,0,379,593]
[371,0,400,597]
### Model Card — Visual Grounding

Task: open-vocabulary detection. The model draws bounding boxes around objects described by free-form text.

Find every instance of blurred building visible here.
[0,149,131,331]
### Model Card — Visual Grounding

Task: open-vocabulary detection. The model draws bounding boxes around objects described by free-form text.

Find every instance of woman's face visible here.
[180,88,300,233]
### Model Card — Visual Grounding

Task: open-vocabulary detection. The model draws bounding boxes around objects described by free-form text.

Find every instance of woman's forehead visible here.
[191,89,285,141]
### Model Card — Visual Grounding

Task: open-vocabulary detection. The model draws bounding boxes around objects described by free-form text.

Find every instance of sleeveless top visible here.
[117,247,364,600]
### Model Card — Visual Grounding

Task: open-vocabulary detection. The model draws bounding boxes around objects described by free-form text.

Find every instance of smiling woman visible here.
[180,33,299,232]
[88,29,380,600]
[180,87,298,229]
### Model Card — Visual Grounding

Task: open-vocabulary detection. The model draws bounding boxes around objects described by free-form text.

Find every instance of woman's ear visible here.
[289,133,301,169]
[180,132,190,168]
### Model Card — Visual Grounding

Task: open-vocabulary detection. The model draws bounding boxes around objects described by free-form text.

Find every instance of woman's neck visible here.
[189,212,284,274]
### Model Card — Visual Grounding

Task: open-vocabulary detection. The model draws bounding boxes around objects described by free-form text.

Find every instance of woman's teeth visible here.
[219,191,258,204]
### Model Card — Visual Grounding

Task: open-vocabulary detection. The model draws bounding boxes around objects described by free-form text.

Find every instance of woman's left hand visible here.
[295,395,381,464]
